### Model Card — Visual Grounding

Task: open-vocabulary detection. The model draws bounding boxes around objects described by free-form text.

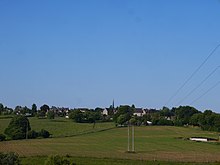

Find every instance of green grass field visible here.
[0,117,115,137]
[1,117,220,164]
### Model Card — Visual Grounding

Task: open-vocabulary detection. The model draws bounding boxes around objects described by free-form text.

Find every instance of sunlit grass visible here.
[1,126,220,162]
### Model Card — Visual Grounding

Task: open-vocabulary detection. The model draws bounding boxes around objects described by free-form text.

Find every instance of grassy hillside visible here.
[0,117,115,137]
[0,125,220,163]
[0,118,10,134]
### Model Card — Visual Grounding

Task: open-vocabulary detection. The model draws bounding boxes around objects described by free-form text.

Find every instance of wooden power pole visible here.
[127,123,135,152]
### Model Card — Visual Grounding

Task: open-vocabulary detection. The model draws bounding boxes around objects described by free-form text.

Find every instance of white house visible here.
[133,108,146,117]
[102,108,108,116]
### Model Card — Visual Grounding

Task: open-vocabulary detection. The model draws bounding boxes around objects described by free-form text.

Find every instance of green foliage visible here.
[190,113,204,126]
[160,106,173,117]
[117,114,128,125]
[69,110,83,123]
[3,116,50,140]
[113,105,134,125]
[0,134,6,141]
[199,110,220,132]
[44,155,73,165]
[69,109,102,124]
[0,103,13,116]
[4,116,31,140]
[47,111,55,119]
[28,129,51,139]
[37,111,46,118]
[39,104,50,118]
[31,104,37,116]
[129,117,137,125]
[0,104,4,115]
[40,105,50,112]
[39,129,50,138]
[21,156,220,165]
[172,106,200,126]
[28,130,38,139]
[14,106,31,115]
[156,118,174,126]
[0,152,20,165]
[142,114,152,125]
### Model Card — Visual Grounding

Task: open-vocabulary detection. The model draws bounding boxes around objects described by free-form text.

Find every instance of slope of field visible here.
[0,125,220,162]
[0,118,10,133]
[0,117,115,137]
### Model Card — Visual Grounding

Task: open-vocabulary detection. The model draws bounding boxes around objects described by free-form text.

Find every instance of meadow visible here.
[0,117,115,138]
[1,117,220,164]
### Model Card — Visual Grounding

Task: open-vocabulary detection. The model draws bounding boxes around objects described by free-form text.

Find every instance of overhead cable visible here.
[165,43,220,106]
[190,81,220,104]
[177,66,220,105]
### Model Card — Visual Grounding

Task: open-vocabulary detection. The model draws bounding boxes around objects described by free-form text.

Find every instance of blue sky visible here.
[0,0,220,112]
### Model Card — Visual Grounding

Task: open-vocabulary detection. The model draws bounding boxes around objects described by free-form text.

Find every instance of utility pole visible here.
[26,120,28,140]
[132,125,135,152]
[127,123,135,153]
[127,123,130,152]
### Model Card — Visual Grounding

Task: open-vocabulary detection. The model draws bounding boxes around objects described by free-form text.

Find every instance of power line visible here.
[190,81,220,104]
[165,43,220,106]
[177,66,220,105]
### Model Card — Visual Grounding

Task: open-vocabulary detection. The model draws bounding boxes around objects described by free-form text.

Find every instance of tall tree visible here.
[0,103,4,115]
[31,104,37,115]
[4,116,31,140]
[39,104,50,117]
[113,105,134,125]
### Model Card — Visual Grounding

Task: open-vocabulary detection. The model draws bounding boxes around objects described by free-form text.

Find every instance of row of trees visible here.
[69,109,105,123]
[0,103,38,116]
[113,105,220,132]
[0,103,13,115]
[1,102,220,132]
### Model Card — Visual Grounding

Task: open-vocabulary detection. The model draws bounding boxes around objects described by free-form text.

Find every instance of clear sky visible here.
[0,0,220,112]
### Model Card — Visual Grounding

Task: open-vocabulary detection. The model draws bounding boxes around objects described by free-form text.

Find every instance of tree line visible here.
[113,105,220,132]
[1,102,220,133]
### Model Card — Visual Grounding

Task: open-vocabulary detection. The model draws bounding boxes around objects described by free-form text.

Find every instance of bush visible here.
[0,134,6,141]
[47,111,55,119]
[39,129,50,138]
[44,155,74,165]
[28,130,38,139]
[157,118,174,126]
[0,152,20,165]
[8,129,25,140]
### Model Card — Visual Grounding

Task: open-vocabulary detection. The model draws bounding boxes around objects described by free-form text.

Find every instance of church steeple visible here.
[112,99,115,109]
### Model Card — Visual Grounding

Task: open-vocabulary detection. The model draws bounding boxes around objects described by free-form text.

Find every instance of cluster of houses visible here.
[13,105,160,124]
[47,106,159,120]
[102,107,158,117]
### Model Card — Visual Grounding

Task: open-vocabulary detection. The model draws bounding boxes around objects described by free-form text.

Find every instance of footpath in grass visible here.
[20,156,220,165]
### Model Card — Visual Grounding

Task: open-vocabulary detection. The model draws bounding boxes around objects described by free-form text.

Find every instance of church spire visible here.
[112,99,115,109]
